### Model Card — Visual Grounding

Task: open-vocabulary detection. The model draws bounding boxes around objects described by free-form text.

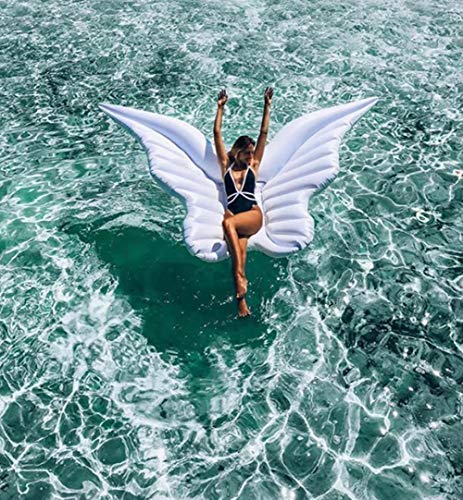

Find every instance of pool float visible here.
[100,97,377,262]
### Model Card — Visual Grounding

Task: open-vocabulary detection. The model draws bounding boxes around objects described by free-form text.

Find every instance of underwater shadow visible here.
[65,221,282,357]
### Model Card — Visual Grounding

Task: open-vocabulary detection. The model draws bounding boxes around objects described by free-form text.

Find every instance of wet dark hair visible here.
[227,135,255,164]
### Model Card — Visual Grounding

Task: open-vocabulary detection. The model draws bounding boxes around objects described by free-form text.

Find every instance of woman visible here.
[213,87,273,317]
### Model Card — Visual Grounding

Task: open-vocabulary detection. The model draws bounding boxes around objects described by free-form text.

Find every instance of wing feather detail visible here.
[254,97,378,255]
[100,103,228,262]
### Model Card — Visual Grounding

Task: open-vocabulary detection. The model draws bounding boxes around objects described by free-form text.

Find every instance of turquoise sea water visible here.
[1,0,462,498]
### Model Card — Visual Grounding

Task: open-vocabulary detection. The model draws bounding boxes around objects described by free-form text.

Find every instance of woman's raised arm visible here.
[213,89,229,176]
[253,87,273,169]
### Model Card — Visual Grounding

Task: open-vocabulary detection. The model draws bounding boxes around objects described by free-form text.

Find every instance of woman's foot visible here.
[237,297,251,317]
[235,272,248,299]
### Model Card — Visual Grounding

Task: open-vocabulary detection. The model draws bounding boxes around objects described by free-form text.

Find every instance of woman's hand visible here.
[217,89,228,108]
[264,86,273,106]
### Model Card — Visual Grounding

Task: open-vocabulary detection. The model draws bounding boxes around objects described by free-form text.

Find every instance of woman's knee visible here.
[222,217,234,232]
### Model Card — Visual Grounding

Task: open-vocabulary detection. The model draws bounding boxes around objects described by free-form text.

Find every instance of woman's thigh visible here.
[229,206,263,237]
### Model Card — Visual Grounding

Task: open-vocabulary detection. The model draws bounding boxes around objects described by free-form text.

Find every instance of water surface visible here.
[0,0,462,498]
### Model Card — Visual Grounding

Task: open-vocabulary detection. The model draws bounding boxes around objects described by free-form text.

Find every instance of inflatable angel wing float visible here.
[100,97,377,262]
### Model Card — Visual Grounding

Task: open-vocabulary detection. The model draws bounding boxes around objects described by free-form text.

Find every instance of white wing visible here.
[100,104,228,262]
[249,97,378,256]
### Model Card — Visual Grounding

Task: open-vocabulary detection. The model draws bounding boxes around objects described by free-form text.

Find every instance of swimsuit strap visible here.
[227,191,256,204]
[227,169,256,202]
[226,165,250,192]
[225,164,256,204]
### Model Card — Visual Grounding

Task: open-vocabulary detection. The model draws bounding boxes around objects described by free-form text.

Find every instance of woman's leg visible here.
[223,231,245,297]
[239,236,248,269]
[236,237,252,317]
[222,210,245,284]
[223,207,262,299]
[228,206,263,237]
[236,236,249,294]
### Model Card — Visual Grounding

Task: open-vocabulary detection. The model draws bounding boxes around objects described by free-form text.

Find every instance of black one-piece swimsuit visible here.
[224,163,258,215]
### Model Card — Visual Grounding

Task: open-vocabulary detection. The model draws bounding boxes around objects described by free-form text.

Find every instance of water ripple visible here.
[1,0,462,498]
